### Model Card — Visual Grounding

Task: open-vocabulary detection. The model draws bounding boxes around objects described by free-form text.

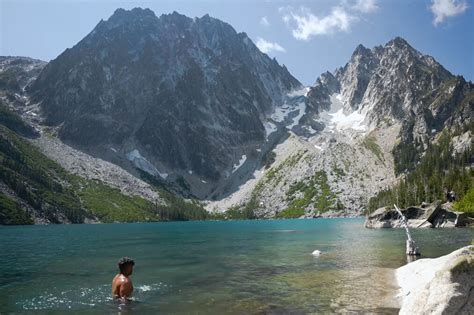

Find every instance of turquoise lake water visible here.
[1,218,473,314]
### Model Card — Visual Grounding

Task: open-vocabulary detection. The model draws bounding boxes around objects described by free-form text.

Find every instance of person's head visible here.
[118,257,135,276]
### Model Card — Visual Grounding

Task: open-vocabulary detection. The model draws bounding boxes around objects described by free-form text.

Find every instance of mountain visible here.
[1,9,471,223]
[210,37,472,218]
[28,8,301,198]
[306,37,470,128]
[304,37,472,173]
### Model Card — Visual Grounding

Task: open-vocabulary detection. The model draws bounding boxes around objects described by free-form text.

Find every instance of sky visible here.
[1,0,473,85]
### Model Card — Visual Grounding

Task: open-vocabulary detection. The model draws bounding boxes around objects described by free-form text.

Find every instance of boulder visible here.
[396,245,474,314]
[365,201,472,228]
[455,212,474,227]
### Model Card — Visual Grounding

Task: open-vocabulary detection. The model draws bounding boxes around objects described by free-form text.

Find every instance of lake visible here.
[1,218,473,314]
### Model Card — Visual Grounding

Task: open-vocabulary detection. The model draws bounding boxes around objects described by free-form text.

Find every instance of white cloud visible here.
[288,7,355,41]
[255,38,286,54]
[430,0,469,25]
[279,6,293,25]
[352,0,379,13]
[280,2,380,41]
[260,16,270,27]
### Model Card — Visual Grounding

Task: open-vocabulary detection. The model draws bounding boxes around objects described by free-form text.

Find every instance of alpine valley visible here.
[1,8,472,224]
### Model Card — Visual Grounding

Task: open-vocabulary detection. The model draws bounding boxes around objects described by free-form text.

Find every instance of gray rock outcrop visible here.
[396,245,474,314]
[365,201,473,228]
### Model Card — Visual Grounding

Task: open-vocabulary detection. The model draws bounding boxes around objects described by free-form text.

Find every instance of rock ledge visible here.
[365,201,472,228]
[396,245,474,314]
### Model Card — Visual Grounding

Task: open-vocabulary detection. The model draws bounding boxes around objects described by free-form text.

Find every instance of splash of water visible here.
[16,282,168,311]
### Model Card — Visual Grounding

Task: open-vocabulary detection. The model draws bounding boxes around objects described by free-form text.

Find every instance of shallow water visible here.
[1,218,472,314]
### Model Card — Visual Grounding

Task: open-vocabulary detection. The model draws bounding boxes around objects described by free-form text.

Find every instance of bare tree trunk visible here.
[394,204,420,256]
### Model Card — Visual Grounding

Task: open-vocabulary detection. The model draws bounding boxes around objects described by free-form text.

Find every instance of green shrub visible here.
[454,187,474,215]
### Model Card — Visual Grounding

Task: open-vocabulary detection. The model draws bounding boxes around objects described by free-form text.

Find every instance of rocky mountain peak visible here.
[386,36,411,50]
[351,44,372,59]
[28,8,301,198]
[104,7,157,28]
[199,13,217,22]
[337,43,377,109]
[159,10,193,24]
[316,72,340,94]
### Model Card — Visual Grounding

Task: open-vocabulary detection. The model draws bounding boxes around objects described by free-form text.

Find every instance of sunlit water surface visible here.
[1,218,472,314]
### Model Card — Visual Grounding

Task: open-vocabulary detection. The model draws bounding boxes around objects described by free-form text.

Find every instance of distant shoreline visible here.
[0,215,369,226]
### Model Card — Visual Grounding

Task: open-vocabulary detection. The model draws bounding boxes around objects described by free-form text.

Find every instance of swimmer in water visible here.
[112,257,134,301]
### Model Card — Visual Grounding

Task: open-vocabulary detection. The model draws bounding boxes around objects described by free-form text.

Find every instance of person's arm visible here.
[120,279,133,299]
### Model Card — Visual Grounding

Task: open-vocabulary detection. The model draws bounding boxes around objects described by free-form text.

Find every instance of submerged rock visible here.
[396,245,474,314]
[364,201,472,228]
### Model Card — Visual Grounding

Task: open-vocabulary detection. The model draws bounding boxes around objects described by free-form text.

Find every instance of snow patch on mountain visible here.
[287,101,306,129]
[269,98,307,131]
[318,93,368,133]
[264,121,277,137]
[328,108,366,132]
[271,105,293,123]
[126,149,168,179]
[305,126,318,135]
[287,86,310,97]
[232,155,247,173]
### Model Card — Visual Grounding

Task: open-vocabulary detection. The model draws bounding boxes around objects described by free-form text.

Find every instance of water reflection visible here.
[406,255,420,263]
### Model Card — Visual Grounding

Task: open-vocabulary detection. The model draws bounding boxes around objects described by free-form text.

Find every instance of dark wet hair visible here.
[118,257,135,273]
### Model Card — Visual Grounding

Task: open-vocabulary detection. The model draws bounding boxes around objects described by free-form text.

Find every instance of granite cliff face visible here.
[28,8,301,198]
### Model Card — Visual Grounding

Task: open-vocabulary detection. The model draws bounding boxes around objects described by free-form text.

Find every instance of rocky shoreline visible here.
[365,201,473,228]
[396,245,474,314]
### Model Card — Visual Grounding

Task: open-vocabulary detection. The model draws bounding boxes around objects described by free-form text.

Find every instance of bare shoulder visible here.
[121,276,130,284]
[112,274,129,287]
[112,274,121,282]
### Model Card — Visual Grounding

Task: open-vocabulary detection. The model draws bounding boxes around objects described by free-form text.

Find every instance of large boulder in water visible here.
[364,201,472,228]
[396,245,474,314]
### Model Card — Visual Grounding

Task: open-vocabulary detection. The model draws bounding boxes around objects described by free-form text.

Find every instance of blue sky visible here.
[1,0,473,85]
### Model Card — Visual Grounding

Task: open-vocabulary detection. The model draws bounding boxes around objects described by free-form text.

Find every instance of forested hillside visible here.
[368,123,473,214]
